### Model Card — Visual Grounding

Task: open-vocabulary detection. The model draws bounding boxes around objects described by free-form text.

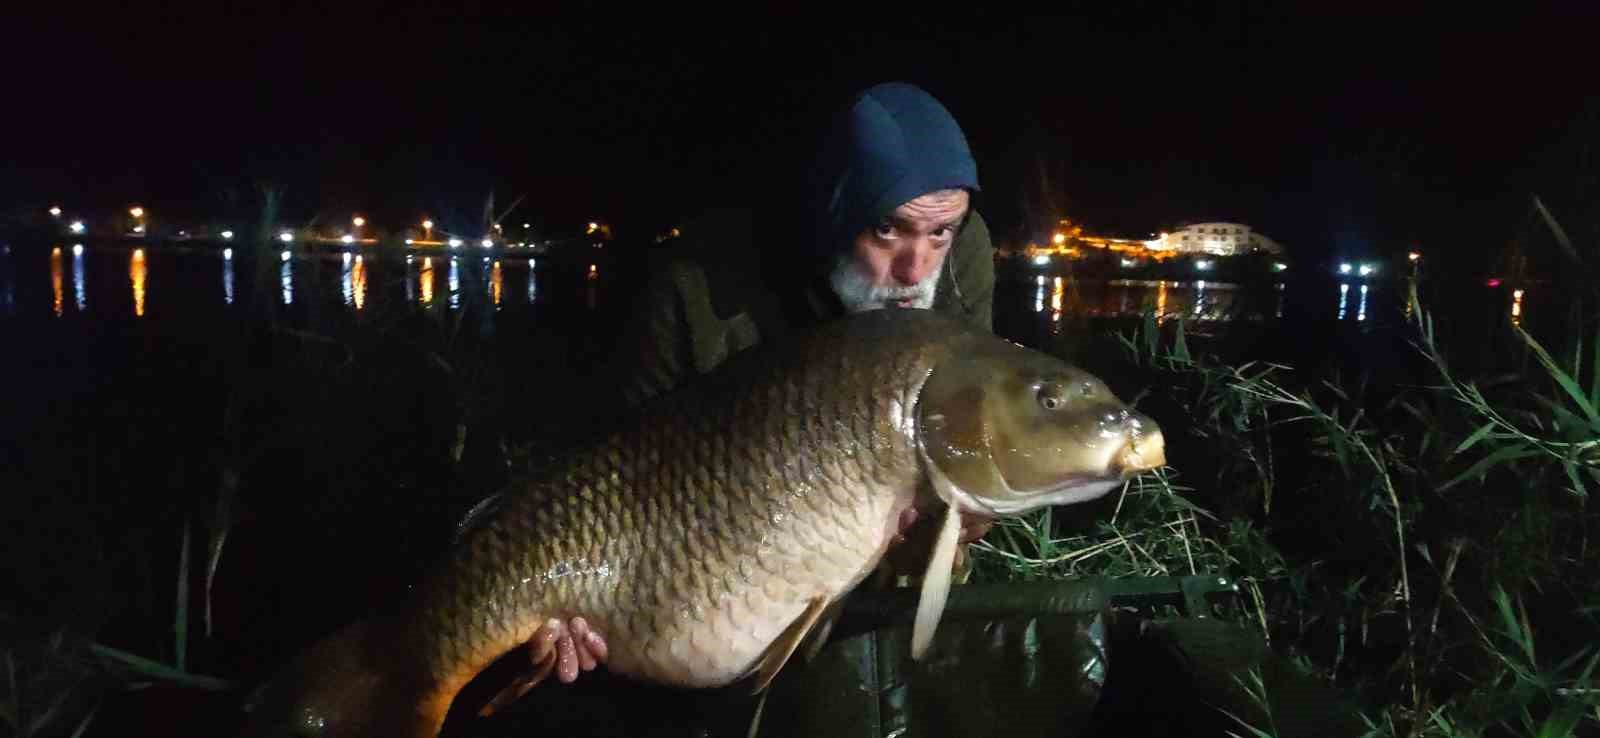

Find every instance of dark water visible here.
[0,240,1551,734]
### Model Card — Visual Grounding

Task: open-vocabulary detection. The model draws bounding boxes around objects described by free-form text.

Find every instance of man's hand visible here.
[882,506,994,579]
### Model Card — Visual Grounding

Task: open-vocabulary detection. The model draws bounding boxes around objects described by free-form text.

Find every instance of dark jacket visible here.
[613,208,995,409]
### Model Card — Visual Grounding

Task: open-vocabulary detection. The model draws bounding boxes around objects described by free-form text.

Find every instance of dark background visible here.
[5,3,1597,263]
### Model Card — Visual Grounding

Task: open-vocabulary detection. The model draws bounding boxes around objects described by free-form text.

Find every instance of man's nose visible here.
[891,244,937,285]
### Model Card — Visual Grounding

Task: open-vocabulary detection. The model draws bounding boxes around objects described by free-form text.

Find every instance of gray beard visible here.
[829,255,943,313]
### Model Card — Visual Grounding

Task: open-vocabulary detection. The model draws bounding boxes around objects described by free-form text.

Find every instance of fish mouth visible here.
[1115,433,1167,474]
[974,476,1126,517]
[960,437,1168,518]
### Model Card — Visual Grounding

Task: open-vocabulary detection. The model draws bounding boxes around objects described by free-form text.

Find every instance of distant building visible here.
[1145,222,1284,256]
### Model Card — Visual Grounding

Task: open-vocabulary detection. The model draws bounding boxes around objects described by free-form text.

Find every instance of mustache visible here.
[867,282,934,300]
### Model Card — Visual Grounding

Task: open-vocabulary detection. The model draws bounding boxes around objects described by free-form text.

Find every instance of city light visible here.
[341,234,355,244]
[405,238,414,245]
[221,230,234,240]
[1120,258,1137,268]
[1273,262,1288,272]
[522,223,530,229]
[280,251,291,262]
[448,238,463,249]
[493,223,502,232]
[1195,259,1213,271]
[1032,255,1050,266]
[129,206,145,219]
[1408,251,1421,262]
[481,238,493,249]
[49,206,62,217]
[1359,263,1376,277]
[223,248,233,260]
[72,244,83,256]
[1052,232,1066,246]
[352,216,366,227]
[279,231,295,243]
[69,221,85,234]
[1338,263,1352,275]
[587,221,599,234]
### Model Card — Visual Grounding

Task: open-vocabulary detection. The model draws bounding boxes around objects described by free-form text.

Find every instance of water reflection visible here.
[0,247,13,315]
[1338,283,1349,320]
[131,249,147,317]
[1357,284,1368,322]
[73,246,86,312]
[340,252,367,310]
[527,263,537,304]
[490,260,502,307]
[223,250,235,305]
[280,252,293,305]
[421,257,434,305]
[352,255,367,311]
[449,256,460,310]
[1022,277,1290,324]
[51,247,64,317]
[341,252,354,306]
[1512,289,1524,326]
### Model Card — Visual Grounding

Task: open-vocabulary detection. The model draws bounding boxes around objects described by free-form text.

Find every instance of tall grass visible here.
[976,206,1600,735]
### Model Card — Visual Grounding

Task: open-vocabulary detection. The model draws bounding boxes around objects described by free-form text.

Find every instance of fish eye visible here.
[1037,384,1066,411]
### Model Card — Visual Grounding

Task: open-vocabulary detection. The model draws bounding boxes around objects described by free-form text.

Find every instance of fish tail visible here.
[240,618,446,738]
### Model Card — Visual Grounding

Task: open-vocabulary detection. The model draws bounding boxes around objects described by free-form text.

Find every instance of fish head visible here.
[916,339,1165,517]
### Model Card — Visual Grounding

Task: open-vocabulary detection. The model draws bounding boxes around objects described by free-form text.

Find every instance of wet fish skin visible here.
[241,309,1163,738]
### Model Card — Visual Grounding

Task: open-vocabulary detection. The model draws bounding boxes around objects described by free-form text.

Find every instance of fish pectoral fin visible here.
[476,658,554,717]
[750,596,830,695]
[476,625,561,717]
[798,599,847,664]
[911,505,962,660]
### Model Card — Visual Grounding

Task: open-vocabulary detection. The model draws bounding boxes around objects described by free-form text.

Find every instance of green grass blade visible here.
[87,643,233,692]
[1590,333,1599,408]
[175,514,190,672]
[1517,326,1600,427]
[1439,444,1540,491]
[1453,422,1498,457]
[68,701,100,738]
[1562,462,1588,499]
[1532,196,1581,265]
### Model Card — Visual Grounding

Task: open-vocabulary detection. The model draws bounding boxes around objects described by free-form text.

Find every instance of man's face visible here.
[830,188,970,313]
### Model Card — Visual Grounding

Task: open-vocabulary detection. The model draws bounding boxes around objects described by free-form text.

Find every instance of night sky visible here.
[6,4,1596,262]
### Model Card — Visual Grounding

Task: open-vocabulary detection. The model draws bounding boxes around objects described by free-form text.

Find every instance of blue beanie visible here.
[809,83,980,258]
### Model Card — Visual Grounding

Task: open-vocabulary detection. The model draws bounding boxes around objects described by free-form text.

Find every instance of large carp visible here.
[242,309,1165,737]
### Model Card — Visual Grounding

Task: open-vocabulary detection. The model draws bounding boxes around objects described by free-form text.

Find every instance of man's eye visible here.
[874,223,895,238]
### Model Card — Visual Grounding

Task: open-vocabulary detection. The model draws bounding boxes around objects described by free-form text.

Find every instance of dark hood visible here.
[807,82,981,263]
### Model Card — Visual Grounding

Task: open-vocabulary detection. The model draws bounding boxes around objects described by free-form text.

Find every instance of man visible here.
[613,82,995,413]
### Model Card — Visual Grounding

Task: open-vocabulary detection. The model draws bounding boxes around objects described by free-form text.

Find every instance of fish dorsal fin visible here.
[453,492,504,544]
[750,596,830,694]
[911,504,962,660]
